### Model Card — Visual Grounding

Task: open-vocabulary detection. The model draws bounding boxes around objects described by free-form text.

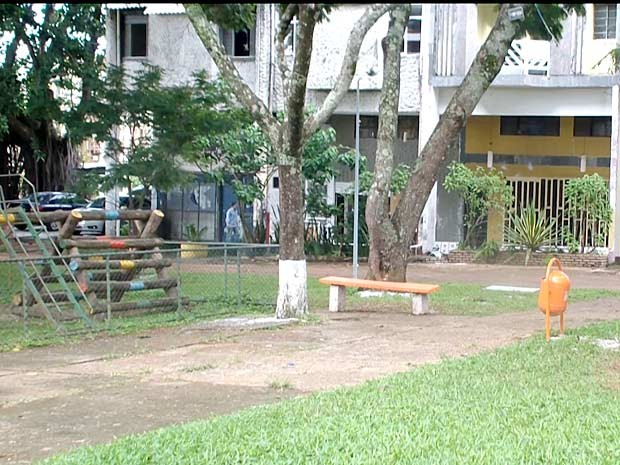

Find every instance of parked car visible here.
[74,197,106,236]
[74,195,152,236]
[37,193,88,231]
[10,192,86,231]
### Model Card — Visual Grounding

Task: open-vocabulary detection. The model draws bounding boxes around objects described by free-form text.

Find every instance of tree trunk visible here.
[275,5,320,319]
[184,3,396,317]
[365,6,408,281]
[382,4,521,276]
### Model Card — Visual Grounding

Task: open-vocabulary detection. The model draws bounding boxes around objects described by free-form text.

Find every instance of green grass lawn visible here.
[39,321,620,465]
[2,261,620,352]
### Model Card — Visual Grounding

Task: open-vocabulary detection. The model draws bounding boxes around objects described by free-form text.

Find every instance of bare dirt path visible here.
[2,262,620,464]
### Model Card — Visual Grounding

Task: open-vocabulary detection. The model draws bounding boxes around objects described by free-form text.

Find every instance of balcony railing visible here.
[501,39,550,76]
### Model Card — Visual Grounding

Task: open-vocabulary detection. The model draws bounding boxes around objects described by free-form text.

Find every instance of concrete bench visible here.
[319,276,440,315]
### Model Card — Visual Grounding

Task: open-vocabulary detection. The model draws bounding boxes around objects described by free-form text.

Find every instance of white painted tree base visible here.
[276,259,308,318]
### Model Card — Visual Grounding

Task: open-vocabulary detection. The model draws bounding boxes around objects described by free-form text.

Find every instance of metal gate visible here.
[503,177,609,249]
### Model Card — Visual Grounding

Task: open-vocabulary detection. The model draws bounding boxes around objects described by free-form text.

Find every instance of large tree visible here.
[365,3,584,281]
[184,3,394,318]
[0,4,105,199]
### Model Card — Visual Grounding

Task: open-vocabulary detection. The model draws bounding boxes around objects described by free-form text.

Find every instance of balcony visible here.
[501,39,550,76]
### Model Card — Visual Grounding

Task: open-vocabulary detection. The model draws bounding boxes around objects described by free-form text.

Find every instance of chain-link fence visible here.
[0,242,280,346]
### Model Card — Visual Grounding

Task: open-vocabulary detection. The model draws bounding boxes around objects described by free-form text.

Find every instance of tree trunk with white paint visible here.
[365,6,408,281]
[184,3,394,317]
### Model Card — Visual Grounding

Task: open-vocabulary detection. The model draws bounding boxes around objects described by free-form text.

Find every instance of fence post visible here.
[176,248,182,318]
[236,247,241,307]
[105,254,111,326]
[224,243,228,300]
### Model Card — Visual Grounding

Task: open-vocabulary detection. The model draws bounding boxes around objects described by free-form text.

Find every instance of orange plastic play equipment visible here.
[537,257,571,341]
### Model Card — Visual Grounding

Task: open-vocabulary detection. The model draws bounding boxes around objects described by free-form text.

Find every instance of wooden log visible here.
[59,211,82,239]
[91,297,189,314]
[142,210,165,237]
[38,291,86,304]
[60,238,164,249]
[85,278,178,292]
[70,210,153,221]
[71,258,172,270]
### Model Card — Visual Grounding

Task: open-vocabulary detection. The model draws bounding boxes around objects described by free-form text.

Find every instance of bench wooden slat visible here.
[319,276,439,295]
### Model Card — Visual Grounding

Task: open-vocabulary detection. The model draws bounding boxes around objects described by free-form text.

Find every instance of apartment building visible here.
[104,4,620,260]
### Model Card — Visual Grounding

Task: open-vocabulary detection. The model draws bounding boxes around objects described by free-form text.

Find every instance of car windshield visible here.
[88,198,105,209]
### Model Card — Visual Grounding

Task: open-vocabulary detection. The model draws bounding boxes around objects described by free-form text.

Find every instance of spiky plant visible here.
[506,205,556,266]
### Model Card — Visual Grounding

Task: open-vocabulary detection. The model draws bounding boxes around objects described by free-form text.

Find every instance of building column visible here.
[418,4,439,253]
[609,84,620,262]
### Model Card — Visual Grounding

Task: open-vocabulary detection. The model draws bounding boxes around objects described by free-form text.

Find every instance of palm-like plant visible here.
[506,205,556,266]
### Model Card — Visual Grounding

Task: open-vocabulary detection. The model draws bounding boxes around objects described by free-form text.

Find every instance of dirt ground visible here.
[2,262,620,464]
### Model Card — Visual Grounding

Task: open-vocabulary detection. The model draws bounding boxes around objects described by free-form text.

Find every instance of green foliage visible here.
[200,4,257,31]
[99,66,247,206]
[564,174,612,252]
[443,162,513,248]
[66,171,102,201]
[474,240,500,263]
[518,4,585,43]
[183,224,209,242]
[506,205,555,265]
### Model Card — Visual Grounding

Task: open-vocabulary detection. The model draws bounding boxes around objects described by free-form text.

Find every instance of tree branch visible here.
[275,4,297,101]
[3,36,19,69]
[284,5,321,164]
[38,4,55,57]
[183,3,281,146]
[304,3,394,137]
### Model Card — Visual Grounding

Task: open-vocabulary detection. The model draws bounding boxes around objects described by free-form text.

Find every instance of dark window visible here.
[500,116,560,136]
[90,198,105,209]
[594,4,617,39]
[574,117,612,137]
[272,177,279,189]
[398,116,419,141]
[130,23,147,56]
[220,28,255,57]
[120,11,148,58]
[404,5,422,54]
[358,116,378,139]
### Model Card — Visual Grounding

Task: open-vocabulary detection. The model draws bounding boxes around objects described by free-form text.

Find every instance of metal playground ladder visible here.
[0,179,94,330]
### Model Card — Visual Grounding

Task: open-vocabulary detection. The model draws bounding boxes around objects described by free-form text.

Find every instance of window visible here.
[398,116,419,141]
[358,116,378,139]
[403,5,422,54]
[500,116,560,136]
[272,177,279,189]
[121,12,148,58]
[594,4,616,39]
[574,117,612,137]
[220,28,255,57]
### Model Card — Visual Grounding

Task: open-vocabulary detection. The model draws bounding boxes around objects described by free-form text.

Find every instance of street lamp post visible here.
[353,78,361,279]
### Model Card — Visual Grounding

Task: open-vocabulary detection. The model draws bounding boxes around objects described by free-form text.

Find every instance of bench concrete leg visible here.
[411,294,429,315]
[329,285,346,312]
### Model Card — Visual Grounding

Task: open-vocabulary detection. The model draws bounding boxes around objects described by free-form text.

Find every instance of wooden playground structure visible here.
[0,206,186,326]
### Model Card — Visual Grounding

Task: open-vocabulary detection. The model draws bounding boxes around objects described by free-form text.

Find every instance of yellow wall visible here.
[465,115,610,179]
[477,5,497,43]
[465,115,611,240]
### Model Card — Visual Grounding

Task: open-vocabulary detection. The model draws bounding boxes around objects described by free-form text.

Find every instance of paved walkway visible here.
[2,263,620,464]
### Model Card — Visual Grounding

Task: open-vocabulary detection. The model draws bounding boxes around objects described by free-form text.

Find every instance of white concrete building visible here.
[103,4,620,260]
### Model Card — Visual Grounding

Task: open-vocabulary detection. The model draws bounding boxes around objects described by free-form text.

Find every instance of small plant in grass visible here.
[268,380,293,391]
[182,363,216,373]
[506,205,556,266]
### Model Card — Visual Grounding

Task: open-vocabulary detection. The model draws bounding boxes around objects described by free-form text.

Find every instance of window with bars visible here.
[403,5,422,54]
[594,4,617,39]
[358,116,378,139]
